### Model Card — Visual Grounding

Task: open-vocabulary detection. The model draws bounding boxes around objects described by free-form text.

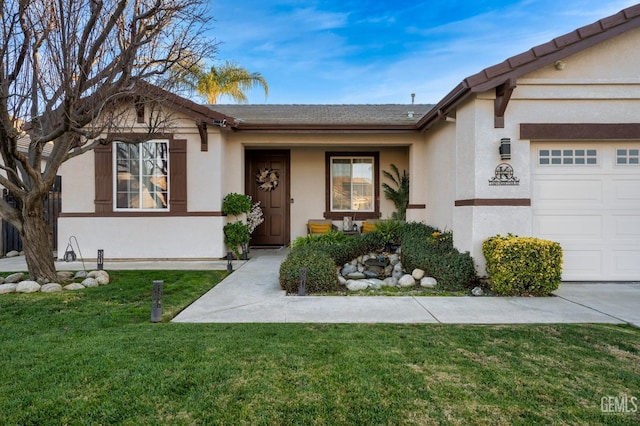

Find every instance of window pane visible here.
[332,159,352,211]
[352,159,373,211]
[331,157,374,212]
[115,141,168,210]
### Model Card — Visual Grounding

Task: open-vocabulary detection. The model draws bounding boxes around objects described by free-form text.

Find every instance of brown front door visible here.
[245,150,290,246]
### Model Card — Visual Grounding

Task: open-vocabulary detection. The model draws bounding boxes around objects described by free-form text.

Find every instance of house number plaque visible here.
[488,163,520,186]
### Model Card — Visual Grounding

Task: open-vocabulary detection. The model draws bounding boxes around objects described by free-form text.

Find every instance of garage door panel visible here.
[611,215,640,240]
[611,250,640,277]
[561,249,603,280]
[534,179,602,205]
[534,214,602,239]
[532,143,640,281]
[611,179,640,204]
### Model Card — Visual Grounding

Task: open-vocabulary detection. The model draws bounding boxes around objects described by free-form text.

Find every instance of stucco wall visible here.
[448,26,640,275]
[223,132,415,243]
[57,216,226,259]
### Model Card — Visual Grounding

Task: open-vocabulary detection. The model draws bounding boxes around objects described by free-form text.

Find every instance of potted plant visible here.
[222,192,252,216]
[223,221,250,260]
[221,193,264,259]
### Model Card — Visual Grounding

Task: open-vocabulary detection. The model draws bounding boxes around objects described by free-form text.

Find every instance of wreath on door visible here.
[256,168,279,191]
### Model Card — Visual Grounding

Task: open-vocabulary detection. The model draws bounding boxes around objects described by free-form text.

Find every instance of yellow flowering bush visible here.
[482,234,563,296]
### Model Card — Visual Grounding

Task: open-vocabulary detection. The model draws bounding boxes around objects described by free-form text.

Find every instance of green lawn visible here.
[1,270,638,425]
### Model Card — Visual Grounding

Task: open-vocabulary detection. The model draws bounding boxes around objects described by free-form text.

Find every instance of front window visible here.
[331,156,374,211]
[115,140,169,210]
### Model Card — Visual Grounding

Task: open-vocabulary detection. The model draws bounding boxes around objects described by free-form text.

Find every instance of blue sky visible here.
[205,0,638,104]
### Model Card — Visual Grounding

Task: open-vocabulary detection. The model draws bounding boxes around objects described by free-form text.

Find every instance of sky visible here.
[204,0,639,105]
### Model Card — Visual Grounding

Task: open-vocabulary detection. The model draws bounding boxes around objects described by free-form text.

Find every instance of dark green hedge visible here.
[279,246,340,294]
[399,222,477,291]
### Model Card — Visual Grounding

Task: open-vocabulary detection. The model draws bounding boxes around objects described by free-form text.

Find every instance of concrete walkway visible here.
[2,251,638,326]
[172,249,640,326]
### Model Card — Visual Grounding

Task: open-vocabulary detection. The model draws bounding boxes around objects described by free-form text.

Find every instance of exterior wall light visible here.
[499,138,511,160]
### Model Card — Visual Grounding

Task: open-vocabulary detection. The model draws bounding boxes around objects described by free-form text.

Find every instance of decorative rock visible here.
[346,280,369,291]
[41,283,63,293]
[82,278,99,288]
[56,271,75,282]
[74,270,88,279]
[393,263,403,272]
[5,250,20,258]
[471,286,484,296]
[363,270,379,279]
[338,275,347,285]
[64,283,85,291]
[4,272,25,283]
[383,277,398,287]
[420,277,438,288]
[357,264,364,273]
[398,274,416,288]
[366,279,385,290]
[16,281,41,293]
[388,254,400,266]
[412,268,425,280]
[346,271,366,280]
[0,283,18,294]
[89,271,110,285]
[392,270,403,280]
[341,264,357,276]
[0,276,4,284]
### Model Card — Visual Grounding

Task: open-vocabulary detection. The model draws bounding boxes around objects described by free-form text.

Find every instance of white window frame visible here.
[113,140,169,211]
[615,148,640,165]
[538,148,598,166]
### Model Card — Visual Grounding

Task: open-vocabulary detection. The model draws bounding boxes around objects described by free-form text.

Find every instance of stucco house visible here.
[58,5,640,281]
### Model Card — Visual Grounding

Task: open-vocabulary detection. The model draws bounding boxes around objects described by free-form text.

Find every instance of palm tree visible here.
[382,164,409,221]
[195,61,268,104]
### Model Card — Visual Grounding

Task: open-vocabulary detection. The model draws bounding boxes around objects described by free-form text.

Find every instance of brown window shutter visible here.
[169,139,187,212]
[94,143,113,212]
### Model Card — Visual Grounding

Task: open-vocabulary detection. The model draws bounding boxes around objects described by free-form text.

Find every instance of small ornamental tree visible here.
[221,193,263,258]
[0,0,215,282]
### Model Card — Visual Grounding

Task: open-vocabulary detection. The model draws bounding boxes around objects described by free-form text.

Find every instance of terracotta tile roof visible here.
[465,4,640,92]
[417,3,640,129]
[208,104,432,130]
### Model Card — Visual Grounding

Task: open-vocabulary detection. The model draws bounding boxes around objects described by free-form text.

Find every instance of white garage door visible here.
[532,142,640,281]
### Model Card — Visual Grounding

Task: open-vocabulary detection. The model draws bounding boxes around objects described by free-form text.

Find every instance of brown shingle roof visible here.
[208,104,432,131]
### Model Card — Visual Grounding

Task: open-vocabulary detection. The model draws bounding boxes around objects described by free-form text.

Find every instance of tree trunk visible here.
[21,199,57,283]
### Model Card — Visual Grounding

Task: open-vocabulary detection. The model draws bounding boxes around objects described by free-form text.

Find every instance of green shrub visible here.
[396,221,438,242]
[279,246,340,294]
[222,193,252,216]
[483,235,563,296]
[375,219,403,244]
[223,221,250,259]
[291,230,349,249]
[401,222,477,291]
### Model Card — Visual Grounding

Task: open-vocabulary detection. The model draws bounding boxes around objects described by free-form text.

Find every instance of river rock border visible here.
[0,270,110,295]
[337,249,438,292]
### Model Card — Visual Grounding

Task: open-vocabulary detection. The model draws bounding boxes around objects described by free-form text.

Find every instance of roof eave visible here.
[231,123,421,133]
[134,81,237,129]
[416,82,470,131]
